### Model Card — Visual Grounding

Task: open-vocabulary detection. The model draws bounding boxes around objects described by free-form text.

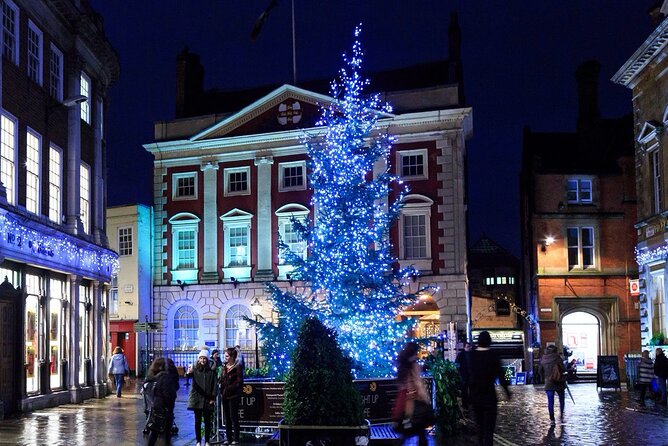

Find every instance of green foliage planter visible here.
[429,357,462,439]
[278,420,371,446]
[279,318,369,445]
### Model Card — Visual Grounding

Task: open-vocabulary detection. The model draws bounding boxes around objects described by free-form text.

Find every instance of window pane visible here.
[118,227,133,256]
[49,146,61,223]
[401,154,424,177]
[80,73,90,123]
[25,131,40,214]
[177,230,196,269]
[174,305,198,350]
[283,165,303,188]
[80,164,90,233]
[225,304,252,349]
[2,3,16,63]
[580,180,592,202]
[176,175,195,197]
[404,214,426,258]
[229,171,248,193]
[229,226,248,266]
[1,114,16,204]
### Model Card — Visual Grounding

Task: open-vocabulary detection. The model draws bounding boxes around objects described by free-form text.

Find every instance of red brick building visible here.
[520,61,639,376]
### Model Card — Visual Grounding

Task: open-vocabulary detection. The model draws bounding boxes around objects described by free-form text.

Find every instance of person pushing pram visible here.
[142,357,180,444]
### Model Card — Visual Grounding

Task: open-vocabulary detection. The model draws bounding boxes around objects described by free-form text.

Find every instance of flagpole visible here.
[291,0,297,85]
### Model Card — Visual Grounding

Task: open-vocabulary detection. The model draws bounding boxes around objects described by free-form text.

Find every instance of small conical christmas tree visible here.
[256,26,422,378]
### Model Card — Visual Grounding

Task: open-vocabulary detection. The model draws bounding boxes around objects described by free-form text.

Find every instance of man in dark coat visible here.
[465,331,511,446]
[655,348,668,406]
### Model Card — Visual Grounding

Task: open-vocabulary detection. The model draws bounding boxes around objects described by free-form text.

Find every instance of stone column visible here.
[68,275,81,401]
[66,64,82,235]
[92,281,104,397]
[254,156,274,280]
[93,96,106,246]
[200,162,219,283]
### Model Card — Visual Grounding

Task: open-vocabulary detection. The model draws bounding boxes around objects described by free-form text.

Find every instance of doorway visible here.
[562,311,599,373]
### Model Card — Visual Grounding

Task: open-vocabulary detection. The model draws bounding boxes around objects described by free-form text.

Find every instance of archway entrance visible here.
[562,311,599,373]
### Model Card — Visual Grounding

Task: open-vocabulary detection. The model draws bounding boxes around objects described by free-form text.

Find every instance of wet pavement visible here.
[0,379,667,445]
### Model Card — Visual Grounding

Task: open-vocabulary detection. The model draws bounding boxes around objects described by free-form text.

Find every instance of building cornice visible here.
[144,108,473,167]
[612,17,668,88]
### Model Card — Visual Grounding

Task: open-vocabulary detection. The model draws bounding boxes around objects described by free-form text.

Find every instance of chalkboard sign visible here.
[596,355,621,391]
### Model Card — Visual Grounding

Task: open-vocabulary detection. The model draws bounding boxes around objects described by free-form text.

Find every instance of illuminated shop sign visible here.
[0,212,118,278]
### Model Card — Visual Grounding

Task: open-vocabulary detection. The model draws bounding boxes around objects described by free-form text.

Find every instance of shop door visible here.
[562,311,599,373]
[0,288,19,415]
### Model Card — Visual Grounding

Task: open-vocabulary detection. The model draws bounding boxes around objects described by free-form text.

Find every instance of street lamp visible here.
[250,297,263,369]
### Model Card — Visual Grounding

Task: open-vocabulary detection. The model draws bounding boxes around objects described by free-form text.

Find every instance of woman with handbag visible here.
[539,344,566,425]
[108,346,129,398]
[392,342,433,446]
[186,349,217,446]
[219,347,244,445]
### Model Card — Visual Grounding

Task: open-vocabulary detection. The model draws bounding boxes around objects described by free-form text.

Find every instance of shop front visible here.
[0,209,117,415]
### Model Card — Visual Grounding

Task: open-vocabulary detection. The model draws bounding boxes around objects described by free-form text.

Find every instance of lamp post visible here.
[250,297,263,369]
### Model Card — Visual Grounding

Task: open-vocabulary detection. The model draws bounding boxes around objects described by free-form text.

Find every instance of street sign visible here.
[133,322,163,332]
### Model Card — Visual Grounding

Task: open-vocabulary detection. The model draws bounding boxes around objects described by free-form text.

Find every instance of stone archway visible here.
[554,297,618,372]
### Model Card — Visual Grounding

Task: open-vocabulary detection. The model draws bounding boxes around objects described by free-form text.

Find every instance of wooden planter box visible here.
[278,419,370,446]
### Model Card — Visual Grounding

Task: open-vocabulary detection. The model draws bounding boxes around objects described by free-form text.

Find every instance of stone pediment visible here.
[191,85,334,141]
[638,120,662,144]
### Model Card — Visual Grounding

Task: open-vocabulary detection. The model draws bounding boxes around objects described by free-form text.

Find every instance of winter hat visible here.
[198,349,210,359]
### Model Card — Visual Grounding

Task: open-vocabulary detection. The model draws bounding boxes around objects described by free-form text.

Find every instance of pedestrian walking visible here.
[392,342,434,446]
[465,331,511,446]
[186,349,217,446]
[455,341,472,413]
[636,350,654,405]
[219,347,244,445]
[540,345,566,425]
[654,347,668,406]
[108,346,129,398]
[145,357,179,446]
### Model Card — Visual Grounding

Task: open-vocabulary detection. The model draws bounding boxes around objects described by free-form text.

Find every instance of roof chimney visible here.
[575,60,601,132]
[175,47,204,118]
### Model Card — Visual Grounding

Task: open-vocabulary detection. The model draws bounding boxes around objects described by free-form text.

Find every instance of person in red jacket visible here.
[219,347,244,445]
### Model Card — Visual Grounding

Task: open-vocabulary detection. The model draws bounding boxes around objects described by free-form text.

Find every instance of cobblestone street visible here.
[0,380,667,445]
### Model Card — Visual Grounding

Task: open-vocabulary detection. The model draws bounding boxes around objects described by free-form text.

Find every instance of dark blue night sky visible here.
[91,1,657,256]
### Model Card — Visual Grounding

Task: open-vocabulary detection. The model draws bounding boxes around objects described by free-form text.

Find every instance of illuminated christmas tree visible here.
[257,26,421,378]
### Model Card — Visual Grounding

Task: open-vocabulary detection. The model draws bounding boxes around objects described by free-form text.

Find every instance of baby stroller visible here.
[141,379,179,435]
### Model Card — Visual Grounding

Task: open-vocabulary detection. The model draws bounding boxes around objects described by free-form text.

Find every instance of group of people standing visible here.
[186,347,244,446]
[137,346,244,446]
[636,347,668,406]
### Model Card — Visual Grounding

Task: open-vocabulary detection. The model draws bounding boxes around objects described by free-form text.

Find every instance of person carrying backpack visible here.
[540,344,566,425]
[145,357,179,446]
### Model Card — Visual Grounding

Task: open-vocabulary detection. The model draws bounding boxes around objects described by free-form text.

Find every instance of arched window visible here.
[224,304,252,349]
[174,305,199,350]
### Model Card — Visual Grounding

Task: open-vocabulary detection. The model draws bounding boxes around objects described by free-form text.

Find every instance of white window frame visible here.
[80,72,91,124]
[275,204,309,278]
[49,44,63,102]
[25,129,41,214]
[278,161,307,192]
[566,177,593,204]
[223,303,253,349]
[567,225,597,271]
[2,0,19,65]
[220,208,253,280]
[397,149,428,181]
[224,166,251,197]
[109,275,118,316]
[171,304,200,350]
[1,111,18,205]
[80,162,90,234]
[650,145,662,215]
[650,270,667,338]
[398,194,433,271]
[118,226,133,256]
[172,172,197,200]
[27,20,43,85]
[48,145,62,223]
[169,213,200,283]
